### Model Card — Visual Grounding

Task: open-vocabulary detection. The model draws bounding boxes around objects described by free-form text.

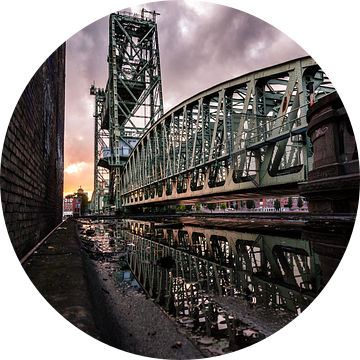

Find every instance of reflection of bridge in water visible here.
[119,218,322,348]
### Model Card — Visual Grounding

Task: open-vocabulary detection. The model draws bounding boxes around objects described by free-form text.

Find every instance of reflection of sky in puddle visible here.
[117,269,142,291]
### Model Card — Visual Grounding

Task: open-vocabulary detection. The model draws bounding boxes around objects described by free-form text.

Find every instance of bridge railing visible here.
[116,9,159,23]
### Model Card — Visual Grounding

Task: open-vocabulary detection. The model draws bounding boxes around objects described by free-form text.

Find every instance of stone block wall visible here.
[299,91,359,213]
[1,43,66,260]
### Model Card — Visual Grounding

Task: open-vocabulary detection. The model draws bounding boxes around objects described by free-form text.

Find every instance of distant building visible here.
[77,186,88,198]
[254,199,261,208]
[63,196,82,217]
[263,196,308,211]
[234,196,308,211]
[63,198,73,217]
[73,196,82,216]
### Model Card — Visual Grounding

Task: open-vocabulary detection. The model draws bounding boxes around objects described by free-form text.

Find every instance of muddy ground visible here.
[82,247,206,358]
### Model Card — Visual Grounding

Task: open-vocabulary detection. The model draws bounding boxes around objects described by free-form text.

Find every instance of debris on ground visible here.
[171,341,182,349]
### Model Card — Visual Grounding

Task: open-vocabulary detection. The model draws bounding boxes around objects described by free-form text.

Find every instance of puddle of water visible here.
[79,218,145,296]
[78,217,323,355]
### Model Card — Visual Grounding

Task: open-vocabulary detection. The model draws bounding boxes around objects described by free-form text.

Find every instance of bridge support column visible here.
[299,91,359,286]
[299,91,359,213]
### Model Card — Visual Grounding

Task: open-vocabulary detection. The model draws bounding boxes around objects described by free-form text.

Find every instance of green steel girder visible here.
[91,9,163,212]
[120,56,335,208]
[89,85,111,214]
[108,11,163,132]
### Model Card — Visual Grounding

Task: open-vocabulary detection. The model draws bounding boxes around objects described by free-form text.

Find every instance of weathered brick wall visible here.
[1,43,66,260]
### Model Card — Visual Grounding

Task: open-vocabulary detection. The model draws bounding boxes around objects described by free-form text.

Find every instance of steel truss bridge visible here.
[120,56,335,208]
[89,9,335,213]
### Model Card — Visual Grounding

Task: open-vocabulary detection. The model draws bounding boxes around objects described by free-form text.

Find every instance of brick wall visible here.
[1,43,66,260]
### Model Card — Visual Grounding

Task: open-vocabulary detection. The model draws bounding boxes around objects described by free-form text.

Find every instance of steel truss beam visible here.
[91,9,163,212]
[89,85,112,213]
[120,56,335,207]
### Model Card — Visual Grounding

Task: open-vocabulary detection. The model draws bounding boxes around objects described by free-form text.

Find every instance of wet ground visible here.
[22,214,328,358]
[78,221,209,357]
[75,216,306,357]
[81,239,204,358]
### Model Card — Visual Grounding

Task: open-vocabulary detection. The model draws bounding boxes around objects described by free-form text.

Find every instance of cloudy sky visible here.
[63,0,308,197]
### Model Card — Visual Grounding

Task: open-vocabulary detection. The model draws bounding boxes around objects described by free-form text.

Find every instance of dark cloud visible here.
[65,15,109,168]
[152,0,307,109]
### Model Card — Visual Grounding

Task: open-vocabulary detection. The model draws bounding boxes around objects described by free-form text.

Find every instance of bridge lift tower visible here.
[90,9,163,213]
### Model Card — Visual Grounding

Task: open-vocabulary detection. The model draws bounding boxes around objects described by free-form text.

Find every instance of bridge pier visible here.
[299,91,359,213]
[299,91,359,285]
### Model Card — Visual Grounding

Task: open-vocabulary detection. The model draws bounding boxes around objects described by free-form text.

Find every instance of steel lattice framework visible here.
[89,86,112,213]
[120,56,335,208]
[90,9,163,213]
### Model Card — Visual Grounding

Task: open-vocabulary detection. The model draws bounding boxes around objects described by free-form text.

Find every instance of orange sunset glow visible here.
[64,160,93,198]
